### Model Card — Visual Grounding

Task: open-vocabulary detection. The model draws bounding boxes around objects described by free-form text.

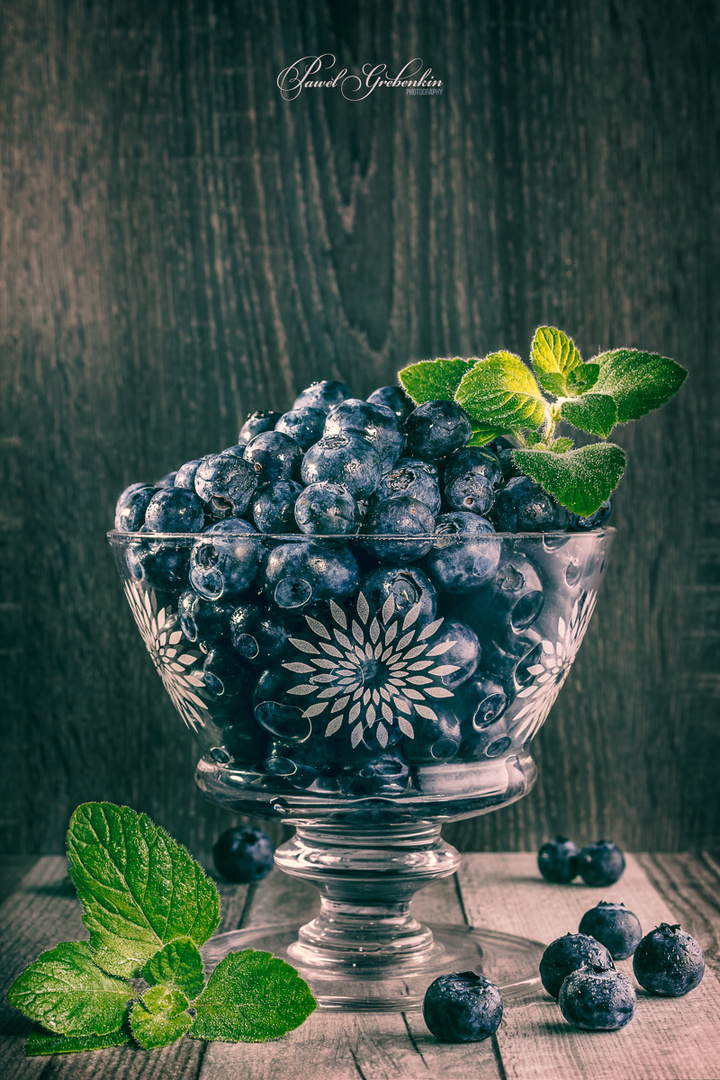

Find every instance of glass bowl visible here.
[108,526,614,1009]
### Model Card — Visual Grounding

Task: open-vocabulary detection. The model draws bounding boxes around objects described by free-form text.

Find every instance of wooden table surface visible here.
[1,852,719,1079]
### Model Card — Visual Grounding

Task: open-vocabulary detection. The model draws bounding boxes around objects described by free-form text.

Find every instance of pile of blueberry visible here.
[113,379,611,797]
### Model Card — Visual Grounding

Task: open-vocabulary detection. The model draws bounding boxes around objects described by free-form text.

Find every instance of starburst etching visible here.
[282,592,459,750]
[511,589,599,746]
[123,581,210,733]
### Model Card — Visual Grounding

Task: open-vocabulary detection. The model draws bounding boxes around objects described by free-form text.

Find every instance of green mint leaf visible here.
[66,802,220,978]
[566,362,600,396]
[560,393,618,438]
[141,938,205,1001]
[130,985,192,1050]
[25,1026,130,1056]
[526,431,545,447]
[398,357,477,405]
[531,327,582,397]
[455,352,547,432]
[548,437,574,453]
[468,427,504,446]
[592,349,687,422]
[189,949,317,1043]
[512,443,626,516]
[8,941,130,1037]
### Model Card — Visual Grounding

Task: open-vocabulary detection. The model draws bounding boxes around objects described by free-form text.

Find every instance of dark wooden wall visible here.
[1,0,718,864]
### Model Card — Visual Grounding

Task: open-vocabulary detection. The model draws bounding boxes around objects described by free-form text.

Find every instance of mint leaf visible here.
[130,985,192,1050]
[398,358,477,405]
[189,950,317,1043]
[512,443,627,516]
[566,362,599,396]
[455,352,547,432]
[561,393,618,438]
[25,1026,130,1056]
[142,938,205,1000]
[593,349,687,422]
[531,327,582,396]
[66,802,220,978]
[8,942,130,1037]
[548,437,574,453]
[468,427,504,446]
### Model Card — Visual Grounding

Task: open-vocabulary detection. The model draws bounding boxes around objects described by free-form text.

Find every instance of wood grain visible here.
[0,0,718,858]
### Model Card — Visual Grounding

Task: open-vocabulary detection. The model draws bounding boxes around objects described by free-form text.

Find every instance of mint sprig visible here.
[398,327,687,515]
[7,802,316,1057]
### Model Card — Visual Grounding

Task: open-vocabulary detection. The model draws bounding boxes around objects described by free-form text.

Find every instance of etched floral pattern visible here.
[123,581,210,733]
[510,589,599,746]
[282,592,459,750]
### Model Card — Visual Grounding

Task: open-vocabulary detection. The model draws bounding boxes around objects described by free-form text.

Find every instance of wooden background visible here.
[1,0,718,864]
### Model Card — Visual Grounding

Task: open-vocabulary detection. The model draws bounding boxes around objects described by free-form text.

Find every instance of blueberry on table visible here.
[405,400,473,461]
[212,826,274,883]
[324,398,405,472]
[114,484,157,532]
[144,488,205,533]
[301,434,383,499]
[243,431,303,484]
[633,924,705,996]
[577,840,625,887]
[294,481,359,535]
[367,385,413,422]
[274,406,326,450]
[492,475,570,533]
[559,966,637,1031]
[539,933,615,999]
[292,379,352,413]
[262,540,359,610]
[194,453,258,518]
[238,410,281,445]
[174,458,205,490]
[579,901,642,959]
[372,459,441,515]
[537,836,580,884]
[361,566,437,631]
[364,495,436,563]
[424,512,501,593]
[251,480,302,533]
[423,971,503,1043]
[189,519,263,601]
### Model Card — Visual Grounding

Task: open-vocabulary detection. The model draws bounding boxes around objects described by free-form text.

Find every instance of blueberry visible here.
[263,737,333,790]
[539,933,615,999]
[292,379,351,413]
[460,713,511,760]
[274,406,326,450]
[294,481,359,535]
[492,475,570,532]
[444,474,495,516]
[324,398,405,472]
[189,519,263,601]
[633,924,705,996]
[405,400,473,461]
[201,645,254,701]
[424,513,501,593]
[569,499,612,531]
[262,540,359,611]
[424,619,479,689]
[403,703,462,763]
[423,972,503,1043]
[243,431,303,485]
[537,836,580,884]
[178,590,234,651]
[444,447,503,490]
[144,488,205,533]
[212,826,274,883]
[459,673,508,729]
[461,551,544,640]
[360,566,437,630]
[364,495,436,563]
[301,434,382,499]
[559,965,636,1031]
[480,629,543,688]
[251,480,302,533]
[154,471,178,489]
[114,484,157,532]
[253,668,313,743]
[579,902,642,960]
[577,840,625,887]
[372,459,441,515]
[237,410,281,445]
[347,750,410,795]
[174,458,205,491]
[220,716,269,766]
[126,536,190,593]
[194,453,258,518]
[367,385,413,422]
[230,602,294,665]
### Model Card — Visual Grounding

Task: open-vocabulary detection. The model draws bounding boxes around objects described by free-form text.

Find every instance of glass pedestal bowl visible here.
[109,526,614,1010]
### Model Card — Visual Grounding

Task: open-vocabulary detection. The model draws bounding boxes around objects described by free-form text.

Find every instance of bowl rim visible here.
[107,527,616,542]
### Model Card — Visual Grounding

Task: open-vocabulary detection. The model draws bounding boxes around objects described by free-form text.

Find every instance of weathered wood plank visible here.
[458,852,720,1080]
